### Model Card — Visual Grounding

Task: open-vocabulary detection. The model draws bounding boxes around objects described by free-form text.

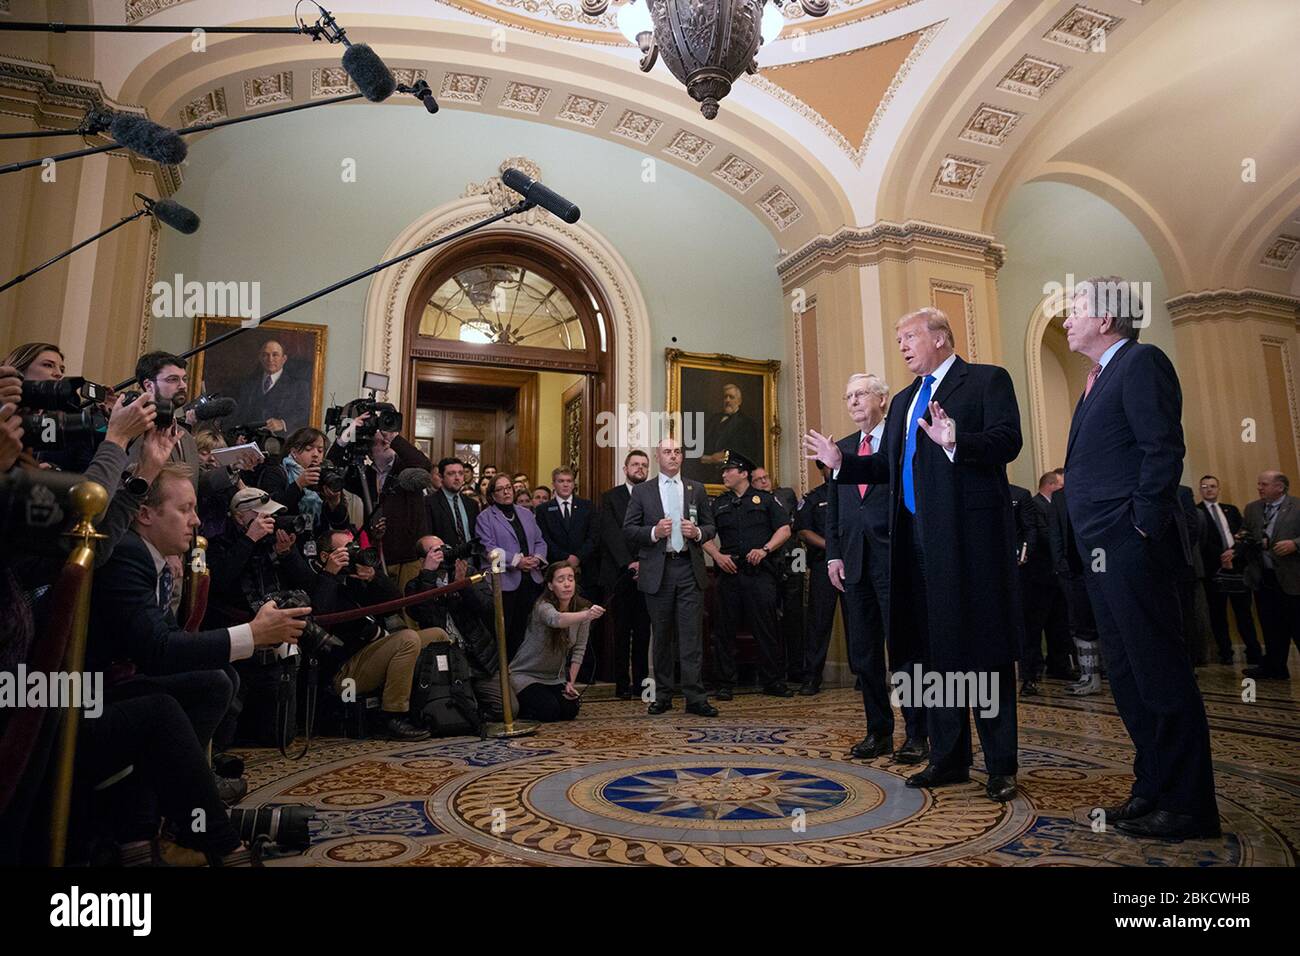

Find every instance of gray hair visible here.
[1076,276,1145,341]
[845,373,889,401]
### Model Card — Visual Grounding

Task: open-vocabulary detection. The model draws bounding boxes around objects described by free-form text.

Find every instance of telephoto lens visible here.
[226,804,315,851]
[20,376,106,412]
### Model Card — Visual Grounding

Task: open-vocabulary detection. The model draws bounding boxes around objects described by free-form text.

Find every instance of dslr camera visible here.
[316,461,347,494]
[344,541,381,571]
[118,390,176,430]
[273,512,312,535]
[255,589,343,657]
[19,377,112,453]
[435,536,485,564]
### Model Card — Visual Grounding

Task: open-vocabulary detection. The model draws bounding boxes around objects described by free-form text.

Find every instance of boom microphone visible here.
[341,43,396,103]
[395,467,434,495]
[140,195,201,235]
[500,168,581,224]
[400,79,439,114]
[110,114,188,165]
[193,397,237,421]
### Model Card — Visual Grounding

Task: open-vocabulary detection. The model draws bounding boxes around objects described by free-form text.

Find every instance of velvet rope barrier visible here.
[311,572,486,627]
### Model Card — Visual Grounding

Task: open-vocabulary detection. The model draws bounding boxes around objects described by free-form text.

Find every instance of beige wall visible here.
[536,370,585,493]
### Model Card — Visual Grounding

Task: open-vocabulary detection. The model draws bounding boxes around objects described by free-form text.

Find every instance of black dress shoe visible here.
[849,733,894,759]
[1102,795,1156,822]
[904,764,970,789]
[894,738,930,765]
[762,684,795,698]
[1019,680,1040,697]
[714,688,734,701]
[647,699,673,715]
[382,715,430,740]
[797,683,820,696]
[1243,665,1289,680]
[685,702,719,717]
[986,774,1017,802]
[1115,810,1222,840]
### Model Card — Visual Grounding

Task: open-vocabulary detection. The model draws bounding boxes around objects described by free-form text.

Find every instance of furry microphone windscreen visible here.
[110,114,188,166]
[151,199,201,235]
[342,44,397,102]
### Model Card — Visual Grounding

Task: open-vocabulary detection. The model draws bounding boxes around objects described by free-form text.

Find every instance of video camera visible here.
[254,589,343,658]
[324,398,403,448]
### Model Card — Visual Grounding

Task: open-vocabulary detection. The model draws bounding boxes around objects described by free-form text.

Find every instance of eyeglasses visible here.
[843,389,873,402]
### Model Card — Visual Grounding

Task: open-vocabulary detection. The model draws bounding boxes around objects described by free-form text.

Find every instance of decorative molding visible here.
[957,103,1023,148]
[440,72,490,104]
[243,72,293,109]
[930,154,987,200]
[756,186,803,232]
[713,154,763,193]
[611,109,662,144]
[391,68,429,88]
[1261,335,1300,473]
[745,22,941,167]
[462,156,548,227]
[137,220,162,354]
[0,1,10,12]
[791,298,810,497]
[126,0,187,21]
[662,129,716,166]
[1261,235,1300,271]
[930,279,978,362]
[556,93,608,127]
[776,220,1006,284]
[0,55,181,194]
[180,88,228,126]
[312,67,355,98]
[1024,293,1074,477]
[499,81,550,114]
[1043,4,1124,53]
[1166,288,1300,324]
[996,54,1069,99]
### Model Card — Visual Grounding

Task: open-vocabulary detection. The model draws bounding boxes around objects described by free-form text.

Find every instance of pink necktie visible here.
[1084,364,1102,398]
[857,434,872,497]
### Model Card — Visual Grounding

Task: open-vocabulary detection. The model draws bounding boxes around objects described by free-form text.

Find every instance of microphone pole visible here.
[111,199,541,391]
[0,208,150,295]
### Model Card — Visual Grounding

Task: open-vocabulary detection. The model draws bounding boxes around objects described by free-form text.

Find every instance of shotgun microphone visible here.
[500,168,581,224]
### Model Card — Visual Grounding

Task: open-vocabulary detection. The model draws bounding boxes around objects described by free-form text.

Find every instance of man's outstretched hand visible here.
[802,430,841,470]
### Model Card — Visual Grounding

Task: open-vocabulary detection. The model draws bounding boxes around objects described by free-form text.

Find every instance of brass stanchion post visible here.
[482,549,538,739]
[49,480,108,866]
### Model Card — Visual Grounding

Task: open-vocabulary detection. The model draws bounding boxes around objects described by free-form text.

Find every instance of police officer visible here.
[753,466,806,688]
[704,452,793,698]
[795,460,845,695]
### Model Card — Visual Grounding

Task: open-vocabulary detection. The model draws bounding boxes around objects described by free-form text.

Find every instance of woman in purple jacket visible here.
[475,474,548,657]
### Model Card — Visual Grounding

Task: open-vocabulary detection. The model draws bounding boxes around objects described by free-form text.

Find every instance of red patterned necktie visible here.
[1084,364,1102,398]
[858,433,872,497]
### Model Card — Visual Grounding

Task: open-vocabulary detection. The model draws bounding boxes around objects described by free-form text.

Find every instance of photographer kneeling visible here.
[314,528,448,740]
[509,563,604,722]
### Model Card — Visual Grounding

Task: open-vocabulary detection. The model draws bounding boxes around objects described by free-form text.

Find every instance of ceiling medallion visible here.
[583,0,830,119]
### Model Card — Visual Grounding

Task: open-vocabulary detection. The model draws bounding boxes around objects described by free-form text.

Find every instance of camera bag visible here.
[409,640,482,737]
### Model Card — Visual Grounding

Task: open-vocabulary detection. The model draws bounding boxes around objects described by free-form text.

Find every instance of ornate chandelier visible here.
[583,0,829,119]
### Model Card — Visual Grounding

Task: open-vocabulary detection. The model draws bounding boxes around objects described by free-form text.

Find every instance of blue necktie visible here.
[902,375,935,514]
[159,564,174,610]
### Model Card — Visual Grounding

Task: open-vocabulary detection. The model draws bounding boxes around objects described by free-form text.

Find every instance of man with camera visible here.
[314,528,450,739]
[124,351,202,478]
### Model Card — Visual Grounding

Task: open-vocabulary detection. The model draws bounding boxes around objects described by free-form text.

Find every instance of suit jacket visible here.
[1011,485,1055,586]
[1064,340,1187,555]
[598,484,636,590]
[429,488,481,549]
[88,530,234,675]
[1242,495,1300,595]
[235,367,313,432]
[1198,499,1243,572]
[535,496,597,573]
[833,356,1023,670]
[1051,487,1084,574]
[623,475,716,592]
[826,431,890,587]
[475,504,547,591]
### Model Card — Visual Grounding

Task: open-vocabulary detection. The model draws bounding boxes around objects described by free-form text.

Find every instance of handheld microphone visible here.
[400,79,439,114]
[110,114,188,166]
[193,396,237,421]
[137,194,201,234]
[396,467,434,495]
[500,168,581,224]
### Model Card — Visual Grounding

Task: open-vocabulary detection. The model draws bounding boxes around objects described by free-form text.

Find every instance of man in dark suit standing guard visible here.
[599,450,653,698]
[1197,474,1262,665]
[805,307,1022,802]
[624,437,718,716]
[1062,275,1218,839]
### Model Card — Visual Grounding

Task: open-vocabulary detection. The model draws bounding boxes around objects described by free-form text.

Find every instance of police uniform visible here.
[711,455,793,696]
[770,485,806,686]
[795,480,845,691]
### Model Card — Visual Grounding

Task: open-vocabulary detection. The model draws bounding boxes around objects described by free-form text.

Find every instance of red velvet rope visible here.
[0,562,86,814]
[312,574,483,626]
[183,575,210,633]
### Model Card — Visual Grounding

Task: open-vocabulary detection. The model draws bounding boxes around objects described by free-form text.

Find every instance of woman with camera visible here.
[256,427,351,539]
[509,563,604,722]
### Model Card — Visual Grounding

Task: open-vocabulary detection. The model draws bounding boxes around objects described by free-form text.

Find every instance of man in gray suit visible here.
[1241,470,1300,679]
[624,437,719,716]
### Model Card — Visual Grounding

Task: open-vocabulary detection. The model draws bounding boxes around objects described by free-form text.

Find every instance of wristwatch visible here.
[761,544,771,553]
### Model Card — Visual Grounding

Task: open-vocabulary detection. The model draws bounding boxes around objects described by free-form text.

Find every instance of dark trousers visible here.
[713,565,785,689]
[84,687,241,855]
[803,559,843,686]
[842,567,904,739]
[1061,570,1097,642]
[645,557,706,706]
[778,571,806,684]
[1254,571,1300,676]
[1044,581,1075,674]
[516,682,580,722]
[134,666,238,753]
[1020,577,1074,679]
[1203,579,1260,662]
[901,510,1015,774]
[608,571,651,694]
[1080,529,1218,820]
[502,578,542,661]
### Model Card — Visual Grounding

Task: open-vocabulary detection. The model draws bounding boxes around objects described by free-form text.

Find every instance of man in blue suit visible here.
[1062,275,1218,839]
[826,373,927,762]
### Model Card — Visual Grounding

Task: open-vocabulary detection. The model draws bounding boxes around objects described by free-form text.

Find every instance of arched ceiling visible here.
[880,0,1300,296]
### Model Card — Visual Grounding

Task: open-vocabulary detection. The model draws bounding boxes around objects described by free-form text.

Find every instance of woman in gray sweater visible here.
[510,562,605,721]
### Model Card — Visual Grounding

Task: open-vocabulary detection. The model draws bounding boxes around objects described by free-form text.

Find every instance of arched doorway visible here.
[400,233,616,496]
[1025,295,1091,477]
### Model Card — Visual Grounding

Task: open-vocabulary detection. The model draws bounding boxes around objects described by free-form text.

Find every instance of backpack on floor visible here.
[410,640,482,737]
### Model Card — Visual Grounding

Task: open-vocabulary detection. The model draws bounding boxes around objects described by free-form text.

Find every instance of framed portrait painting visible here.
[666,348,780,495]
[190,317,327,433]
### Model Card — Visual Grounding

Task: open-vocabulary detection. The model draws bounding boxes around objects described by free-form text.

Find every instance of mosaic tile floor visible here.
[236,666,1300,867]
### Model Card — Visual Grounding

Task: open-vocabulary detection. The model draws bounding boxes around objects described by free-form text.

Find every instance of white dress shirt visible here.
[555,495,574,519]
[141,536,253,661]
[651,472,686,550]
[262,368,283,391]
[904,352,958,464]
